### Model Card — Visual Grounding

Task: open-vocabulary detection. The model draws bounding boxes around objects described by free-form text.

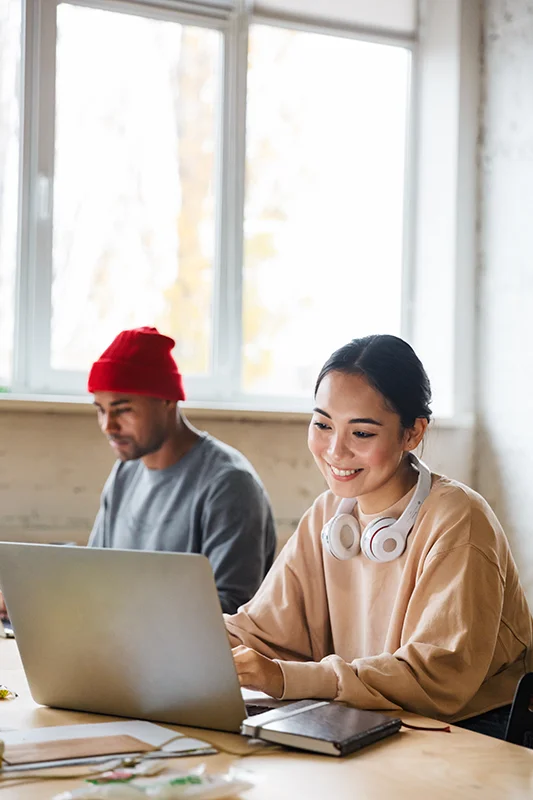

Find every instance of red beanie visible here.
[87,327,186,402]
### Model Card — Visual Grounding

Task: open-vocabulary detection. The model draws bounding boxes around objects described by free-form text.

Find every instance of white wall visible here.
[478,0,533,604]
[0,406,472,551]
[0,409,323,551]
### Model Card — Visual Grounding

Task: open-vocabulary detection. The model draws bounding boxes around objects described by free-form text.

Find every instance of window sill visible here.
[0,393,312,423]
[0,393,474,428]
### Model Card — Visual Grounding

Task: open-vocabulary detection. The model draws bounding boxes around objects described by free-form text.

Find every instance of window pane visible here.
[243,25,410,397]
[0,0,21,390]
[52,4,221,375]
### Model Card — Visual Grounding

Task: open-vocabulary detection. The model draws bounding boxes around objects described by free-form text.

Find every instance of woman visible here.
[225,334,533,739]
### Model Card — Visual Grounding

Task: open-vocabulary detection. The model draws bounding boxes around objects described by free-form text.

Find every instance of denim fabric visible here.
[455,704,512,740]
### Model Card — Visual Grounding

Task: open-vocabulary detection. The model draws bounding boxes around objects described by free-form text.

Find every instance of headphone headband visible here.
[388,454,431,536]
[334,454,430,527]
[337,497,358,515]
[321,453,431,563]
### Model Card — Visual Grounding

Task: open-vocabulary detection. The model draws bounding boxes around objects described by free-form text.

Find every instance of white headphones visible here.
[321,454,432,563]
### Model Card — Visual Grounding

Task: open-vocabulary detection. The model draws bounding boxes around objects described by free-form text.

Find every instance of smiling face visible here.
[308,370,427,513]
[93,392,173,462]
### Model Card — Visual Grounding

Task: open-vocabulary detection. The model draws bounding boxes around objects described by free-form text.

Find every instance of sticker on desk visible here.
[53,765,256,799]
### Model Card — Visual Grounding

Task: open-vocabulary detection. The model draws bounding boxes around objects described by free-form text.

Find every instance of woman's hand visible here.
[232,645,284,699]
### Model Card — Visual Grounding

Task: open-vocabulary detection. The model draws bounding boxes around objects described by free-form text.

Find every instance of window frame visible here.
[15,0,241,401]
[8,0,479,419]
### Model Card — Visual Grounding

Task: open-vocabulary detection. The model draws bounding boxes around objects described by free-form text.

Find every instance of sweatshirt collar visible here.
[356,483,417,528]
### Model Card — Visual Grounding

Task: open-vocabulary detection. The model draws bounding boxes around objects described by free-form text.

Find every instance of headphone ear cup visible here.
[321,514,361,561]
[360,517,404,562]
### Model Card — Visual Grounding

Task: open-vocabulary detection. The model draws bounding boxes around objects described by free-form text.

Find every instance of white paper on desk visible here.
[1,720,216,772]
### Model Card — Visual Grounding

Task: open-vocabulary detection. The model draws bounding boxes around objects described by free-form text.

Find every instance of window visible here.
[243,24,410,397]
[0,0,21,391]
[51,5,220,378]
[3,0,476,417]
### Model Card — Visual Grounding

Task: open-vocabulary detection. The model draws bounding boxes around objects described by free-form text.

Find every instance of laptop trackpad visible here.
[242,687,288,717]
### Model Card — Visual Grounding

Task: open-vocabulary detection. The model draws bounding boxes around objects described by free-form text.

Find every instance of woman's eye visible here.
[313,421,330,430]
[353,431,375,439]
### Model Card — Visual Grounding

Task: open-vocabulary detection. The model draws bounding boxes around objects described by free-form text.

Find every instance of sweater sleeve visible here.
[276,541,506,719]
[87,506,105,547]
[200,470,275,615]
[87,465,118,548]
[224,504,333,664]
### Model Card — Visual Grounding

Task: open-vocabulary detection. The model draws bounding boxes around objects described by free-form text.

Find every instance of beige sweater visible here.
[225,475,533,722]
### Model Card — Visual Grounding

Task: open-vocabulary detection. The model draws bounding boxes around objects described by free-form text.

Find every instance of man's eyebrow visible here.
[92,399,133,408]
[313,407,383,426]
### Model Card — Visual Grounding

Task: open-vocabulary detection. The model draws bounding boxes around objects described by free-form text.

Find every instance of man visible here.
[86,326,276,614]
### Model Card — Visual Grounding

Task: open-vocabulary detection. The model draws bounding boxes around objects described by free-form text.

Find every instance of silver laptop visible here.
[0,542,267,732]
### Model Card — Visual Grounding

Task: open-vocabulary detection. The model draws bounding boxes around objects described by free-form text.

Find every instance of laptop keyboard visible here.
[245,703,275,717]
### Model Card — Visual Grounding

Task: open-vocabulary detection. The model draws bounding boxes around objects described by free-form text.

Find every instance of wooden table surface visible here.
[1,639,533,799]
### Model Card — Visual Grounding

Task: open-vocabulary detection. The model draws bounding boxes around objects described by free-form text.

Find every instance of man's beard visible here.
[108,428,167,461]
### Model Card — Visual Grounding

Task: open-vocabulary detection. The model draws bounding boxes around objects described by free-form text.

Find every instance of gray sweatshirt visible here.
[88,433,276,613]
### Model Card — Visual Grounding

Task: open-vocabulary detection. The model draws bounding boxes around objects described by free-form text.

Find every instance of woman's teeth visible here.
[330,465,361,477]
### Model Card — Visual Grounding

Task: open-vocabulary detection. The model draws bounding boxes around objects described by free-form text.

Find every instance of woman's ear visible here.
[403,417,428,452]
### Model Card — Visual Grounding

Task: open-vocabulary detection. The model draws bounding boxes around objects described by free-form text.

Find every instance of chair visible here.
[505,672,533,747]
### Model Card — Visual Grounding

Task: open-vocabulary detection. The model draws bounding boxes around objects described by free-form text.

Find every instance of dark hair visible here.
[315,334,432,429]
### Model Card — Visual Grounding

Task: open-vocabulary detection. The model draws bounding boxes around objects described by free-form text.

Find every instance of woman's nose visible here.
[327,434,352,461]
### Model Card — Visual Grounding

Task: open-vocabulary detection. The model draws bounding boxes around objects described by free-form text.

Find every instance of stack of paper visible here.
[1,720,216,771]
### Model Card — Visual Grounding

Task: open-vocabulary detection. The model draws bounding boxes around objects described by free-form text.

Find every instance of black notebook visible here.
[241,699,401,756]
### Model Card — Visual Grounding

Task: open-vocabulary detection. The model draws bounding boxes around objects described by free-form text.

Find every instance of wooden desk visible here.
[1,639,533,799]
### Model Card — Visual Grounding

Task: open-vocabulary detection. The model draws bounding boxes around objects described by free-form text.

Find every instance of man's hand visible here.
[0,590,6,619]
[232,645,284,699]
